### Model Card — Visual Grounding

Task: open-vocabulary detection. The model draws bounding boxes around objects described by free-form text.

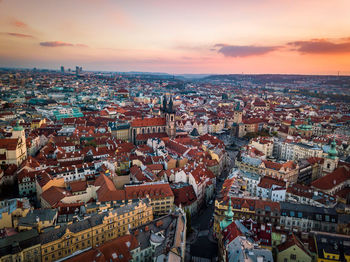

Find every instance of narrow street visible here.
[188,138,240,261]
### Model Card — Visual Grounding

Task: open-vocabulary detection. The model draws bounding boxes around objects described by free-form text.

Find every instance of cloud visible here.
[40,41,88,48]
[288,38,350,54]
[213,44,279,57]
[3,32,34,38]
[11,19,28,29]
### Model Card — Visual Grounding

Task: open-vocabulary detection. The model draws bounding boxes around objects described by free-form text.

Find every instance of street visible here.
[187,140,240,261]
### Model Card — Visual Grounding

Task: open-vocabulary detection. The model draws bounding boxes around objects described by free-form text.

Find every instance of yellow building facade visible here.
[40,199,153,262]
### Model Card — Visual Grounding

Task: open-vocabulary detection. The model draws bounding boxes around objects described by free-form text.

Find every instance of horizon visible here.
[1,0,350,74]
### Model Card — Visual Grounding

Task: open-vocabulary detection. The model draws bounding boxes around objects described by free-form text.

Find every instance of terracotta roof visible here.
[41,186,69,207]
[95,174,126,202]
[277,233,311,256]
[66,234,138,262]
[125,182,173,199]
[258,176,286,189]
[0,138,19,150]
[131,117,166,127]
[312,166,350,190]
[171,183,197,207]
[69,180,87,193]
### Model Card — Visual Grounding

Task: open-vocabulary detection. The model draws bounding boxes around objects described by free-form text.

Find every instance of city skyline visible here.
[1,0,350,74]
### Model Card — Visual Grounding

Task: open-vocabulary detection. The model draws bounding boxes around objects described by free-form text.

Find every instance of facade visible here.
[214,197,280,238]
[40,199,153,262]
[0,229,41,262]
[276,234,312,262]
[124,182,174,216]
[313,232,350,262]
[280,202,338,233]
[130,208,186,261]
[0,123,27,166]
[109,122,130,141]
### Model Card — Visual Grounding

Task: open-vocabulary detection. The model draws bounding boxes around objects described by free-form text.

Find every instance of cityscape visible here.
[1,1,350,262]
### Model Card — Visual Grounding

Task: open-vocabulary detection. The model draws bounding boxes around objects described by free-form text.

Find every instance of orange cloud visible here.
[40,41,88,47]
[11,19,28,29]
[289,38,350,54]
[3,32,33,38]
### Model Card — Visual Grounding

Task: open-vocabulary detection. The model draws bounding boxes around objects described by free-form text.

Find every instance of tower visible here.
[11,120,27,166]
[233,102,242,124]
[165,96,176,138]
[288,117,296,135]
[323,138,339,174]
[220,197,234,231]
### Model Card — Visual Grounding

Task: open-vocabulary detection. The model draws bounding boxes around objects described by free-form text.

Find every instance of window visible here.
[290,254,296,260]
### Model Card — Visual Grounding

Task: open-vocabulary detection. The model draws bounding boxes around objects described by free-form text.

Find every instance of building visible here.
[65,234,138,262]
[124,182,174,216]
[311,163,350,195]
[0,122,27,166]
[218,206,273,262]
[130,208,186,261]
[322,139,339,174]
[214,197,280,238]
[130,96,176,144]
[313,231,350,262]
[0,198,31,230]
[39,199,153,262]
[276,233,312,262]
[280,202,338,233]
[0,229,41,262]
[249,137,274,157]
[109,122,130,141]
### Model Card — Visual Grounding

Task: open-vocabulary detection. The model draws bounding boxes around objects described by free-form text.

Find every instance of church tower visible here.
[11,120,27,166]
[233,102,242,124]
[165,96,176,138]
[323,138,339,174]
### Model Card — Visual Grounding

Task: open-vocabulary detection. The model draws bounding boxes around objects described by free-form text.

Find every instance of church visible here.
[130,96,176,145]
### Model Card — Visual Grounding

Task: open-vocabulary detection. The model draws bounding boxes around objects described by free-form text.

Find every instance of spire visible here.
[13,120,24,131]
[291,117,296,127]
[162,95,167,111]
[235,102,240,111]
[168,96,173,113]
[328,137,338,160]
[307,117,312,125]
[225,197,234,222]
[220,197,234,230]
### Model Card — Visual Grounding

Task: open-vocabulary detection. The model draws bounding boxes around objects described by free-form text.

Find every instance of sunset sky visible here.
[1,0,350,74]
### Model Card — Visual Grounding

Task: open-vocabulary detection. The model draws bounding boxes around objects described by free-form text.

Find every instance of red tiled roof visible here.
[136,132,168,141]
[312,166,350,190]
[171,184,197,207]
[95,174,126,202]
[41,186,69,207]
[258,176,286,189]
[277,233,311,256]
[0,138,19,150]
[125,182,173,199]
[66,234,138,262]
[131,117,166,127]
[69,180,87,193]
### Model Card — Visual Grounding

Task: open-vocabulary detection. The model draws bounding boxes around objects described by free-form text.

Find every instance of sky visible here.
[1,0,350,75]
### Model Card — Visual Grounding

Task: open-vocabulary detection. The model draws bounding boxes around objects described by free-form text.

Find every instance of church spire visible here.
[328,137,338,160]
[162,95,167,112]
[220,197,234,230]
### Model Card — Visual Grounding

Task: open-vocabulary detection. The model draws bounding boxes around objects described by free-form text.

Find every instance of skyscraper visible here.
[60,66,64,73]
